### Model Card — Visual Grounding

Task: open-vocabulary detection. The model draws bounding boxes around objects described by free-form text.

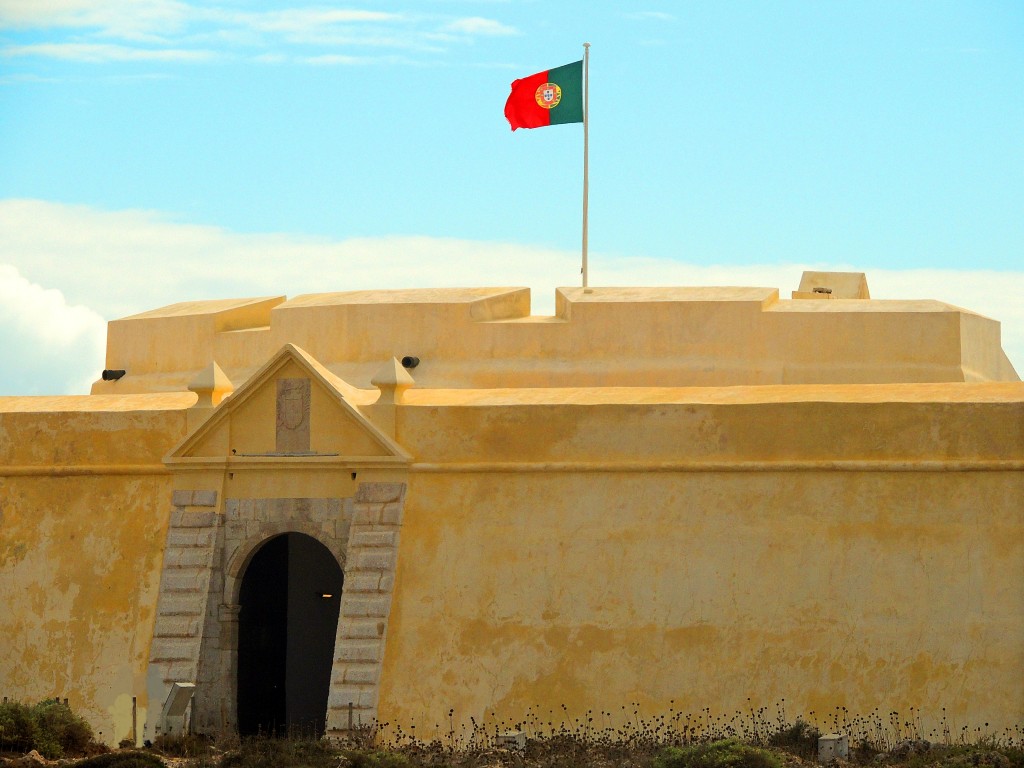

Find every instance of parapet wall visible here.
[93,286,1019,396]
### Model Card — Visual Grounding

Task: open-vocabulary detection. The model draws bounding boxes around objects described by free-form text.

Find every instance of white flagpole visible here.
[582,42,590,289]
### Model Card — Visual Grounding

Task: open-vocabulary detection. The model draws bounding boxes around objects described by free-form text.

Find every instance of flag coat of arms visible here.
[504,60,584,131]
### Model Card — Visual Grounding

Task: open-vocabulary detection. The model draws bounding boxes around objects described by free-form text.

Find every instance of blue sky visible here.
[1,1,1022,394]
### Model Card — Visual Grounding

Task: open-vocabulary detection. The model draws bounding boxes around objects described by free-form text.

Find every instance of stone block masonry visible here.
[145,483,406,740]
[325,482,406,737]
[145,493,221,741]
[189,495,350,735]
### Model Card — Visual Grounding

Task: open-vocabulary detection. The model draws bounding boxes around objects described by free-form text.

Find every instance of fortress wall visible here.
[1,386,1021,742]
[0,406,187,744]
[397,393,1024,466]
[381,468,1023,736]
[378,396,1024,733]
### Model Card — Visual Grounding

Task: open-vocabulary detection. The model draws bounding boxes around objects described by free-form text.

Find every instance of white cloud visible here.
[303,53,370,66]
[0,264,107,395]
[226,8,401,33]
[445,17,518,36]
[0,199,1020,395]
[624,11,675,21]
[0,2,516,64]
[2,42,215,61]
[0,0,190,39]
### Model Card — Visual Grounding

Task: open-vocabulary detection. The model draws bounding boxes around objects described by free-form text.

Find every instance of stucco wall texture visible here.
[0,278,1021,744]
[0,402,188,742]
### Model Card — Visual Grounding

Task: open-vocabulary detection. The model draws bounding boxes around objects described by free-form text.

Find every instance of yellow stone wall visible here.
[381,468,1023,735]
[1,282,1021,744]
[0,398,190,744]
[374,391,1024,734]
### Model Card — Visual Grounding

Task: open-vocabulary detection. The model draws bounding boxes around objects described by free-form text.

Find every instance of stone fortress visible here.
[0,272,1021,744]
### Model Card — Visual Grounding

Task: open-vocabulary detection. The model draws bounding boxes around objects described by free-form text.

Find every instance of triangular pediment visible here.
[167,344,410,465]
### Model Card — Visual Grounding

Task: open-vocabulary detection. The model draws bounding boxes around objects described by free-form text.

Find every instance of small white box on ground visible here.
[496,730,526,750]
[818,733,849,762]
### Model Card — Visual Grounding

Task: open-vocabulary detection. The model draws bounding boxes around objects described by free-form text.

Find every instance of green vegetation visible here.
[654,739,782,768]
[151,732,217,758]
[75,752,167,768]
[2,699,1022,768]
[218,736,340,768]
[0,698,95,758]
[767,718,820,760]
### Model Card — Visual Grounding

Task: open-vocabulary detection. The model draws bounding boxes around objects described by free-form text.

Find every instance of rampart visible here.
[1,275,1021,744]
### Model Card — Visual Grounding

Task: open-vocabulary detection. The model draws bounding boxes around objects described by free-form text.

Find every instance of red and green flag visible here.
[504,59,583,131]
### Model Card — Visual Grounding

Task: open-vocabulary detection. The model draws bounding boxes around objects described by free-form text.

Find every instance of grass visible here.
[151,705,1022,768]
[170,731,1023,768]
[654,740,782,768]
[2,699,1022,768]
[74,753,167,768]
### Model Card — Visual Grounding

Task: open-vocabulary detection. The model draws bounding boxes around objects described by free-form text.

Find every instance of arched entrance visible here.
[237,533,343,736]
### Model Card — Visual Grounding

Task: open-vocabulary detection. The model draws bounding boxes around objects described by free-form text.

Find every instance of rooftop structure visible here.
[92,274,1018,398]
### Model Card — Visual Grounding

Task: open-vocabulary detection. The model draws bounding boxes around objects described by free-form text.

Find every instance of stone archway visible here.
[145,483,406,741]
[237,532,344,737]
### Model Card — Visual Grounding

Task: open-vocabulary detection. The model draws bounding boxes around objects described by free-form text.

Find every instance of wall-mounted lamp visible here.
[318,593,334,599]
[102,369,126,381]
[401,356,419,369]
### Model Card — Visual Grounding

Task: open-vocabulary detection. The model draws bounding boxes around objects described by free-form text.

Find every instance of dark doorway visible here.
[237,533,343,737]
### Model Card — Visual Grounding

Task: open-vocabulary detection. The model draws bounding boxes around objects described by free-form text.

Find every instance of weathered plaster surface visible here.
[378,469,1024,734]
[1,281,1021,744]
[0,407,186,744]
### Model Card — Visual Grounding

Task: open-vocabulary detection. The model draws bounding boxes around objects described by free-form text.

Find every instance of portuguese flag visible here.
[504,60,583,131]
